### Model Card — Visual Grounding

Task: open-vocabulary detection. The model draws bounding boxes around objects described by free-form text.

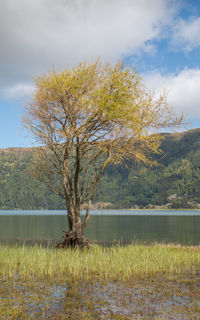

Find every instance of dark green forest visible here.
[1,128,200,210]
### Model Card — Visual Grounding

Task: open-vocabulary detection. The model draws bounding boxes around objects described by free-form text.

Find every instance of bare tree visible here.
[24,59,183,248]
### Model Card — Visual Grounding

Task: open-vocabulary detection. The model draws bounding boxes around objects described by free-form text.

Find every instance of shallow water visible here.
[1,210,200,319]
[1,277,200,319]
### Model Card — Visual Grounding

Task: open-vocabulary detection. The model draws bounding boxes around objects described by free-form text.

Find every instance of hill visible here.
[1,128,200,209]
[0,147,65,209]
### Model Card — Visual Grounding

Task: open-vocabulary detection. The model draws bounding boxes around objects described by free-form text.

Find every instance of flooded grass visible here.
[0,243,200,281]
[1,243,200,319]
[1,277,200,319]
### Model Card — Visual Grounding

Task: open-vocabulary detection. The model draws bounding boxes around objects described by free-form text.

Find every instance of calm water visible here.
[0,210,200,245]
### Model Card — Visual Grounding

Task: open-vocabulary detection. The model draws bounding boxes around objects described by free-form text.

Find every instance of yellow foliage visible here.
[25,59,183,166]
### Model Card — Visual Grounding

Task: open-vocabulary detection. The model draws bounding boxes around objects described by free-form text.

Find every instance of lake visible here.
[1,209,200,245]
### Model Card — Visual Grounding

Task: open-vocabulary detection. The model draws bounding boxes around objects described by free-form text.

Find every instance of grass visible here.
[0,243,200,282]
[1,243,200,319]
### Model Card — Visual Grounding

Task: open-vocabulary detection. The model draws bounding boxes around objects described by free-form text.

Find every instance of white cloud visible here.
[143,68,200,120]
[171,17,200,51]
[3,83,35,100]
[0,0,175,97]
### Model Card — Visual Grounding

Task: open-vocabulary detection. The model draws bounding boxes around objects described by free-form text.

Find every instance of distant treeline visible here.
[1,128,200,210]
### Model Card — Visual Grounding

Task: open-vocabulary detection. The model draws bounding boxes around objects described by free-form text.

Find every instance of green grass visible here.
[0,243,200,282]
[1,243,200,319]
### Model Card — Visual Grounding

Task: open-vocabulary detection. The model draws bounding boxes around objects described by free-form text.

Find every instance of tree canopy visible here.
[24,59,183,247]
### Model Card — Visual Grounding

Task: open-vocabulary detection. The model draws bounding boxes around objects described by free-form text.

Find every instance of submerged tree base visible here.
[56,230,91,249]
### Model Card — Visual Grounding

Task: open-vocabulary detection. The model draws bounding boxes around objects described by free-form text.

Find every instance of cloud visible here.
[3,83,35,100]
[171,17,200,51]
[143,68,200,120]
[0,0,175,97]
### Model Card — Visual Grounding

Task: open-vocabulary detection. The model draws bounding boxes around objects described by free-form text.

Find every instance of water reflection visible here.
[0,213,200,245]
[3,278,200,319]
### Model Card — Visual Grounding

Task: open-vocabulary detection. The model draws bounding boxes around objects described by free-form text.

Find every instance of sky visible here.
[0,0,200,148]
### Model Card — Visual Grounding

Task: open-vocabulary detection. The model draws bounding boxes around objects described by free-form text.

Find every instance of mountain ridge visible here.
[0,128,200,209]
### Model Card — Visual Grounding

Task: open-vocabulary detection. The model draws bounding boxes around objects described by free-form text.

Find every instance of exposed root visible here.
[56,230,91,249]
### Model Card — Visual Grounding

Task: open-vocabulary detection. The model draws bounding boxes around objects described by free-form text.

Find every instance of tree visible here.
[24,59,183,248]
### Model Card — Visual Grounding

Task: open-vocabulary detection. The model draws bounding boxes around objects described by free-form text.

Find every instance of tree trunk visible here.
[56,212,91,249]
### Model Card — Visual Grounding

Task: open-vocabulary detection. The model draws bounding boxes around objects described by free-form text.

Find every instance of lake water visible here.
[0,209,200,245]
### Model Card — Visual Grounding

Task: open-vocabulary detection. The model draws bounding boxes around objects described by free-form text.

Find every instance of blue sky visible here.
[0,0,200,148]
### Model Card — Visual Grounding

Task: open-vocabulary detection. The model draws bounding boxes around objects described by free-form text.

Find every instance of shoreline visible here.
[0,207,200,211]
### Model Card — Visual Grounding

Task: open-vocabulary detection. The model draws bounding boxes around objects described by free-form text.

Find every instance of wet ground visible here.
[1,276,200,319]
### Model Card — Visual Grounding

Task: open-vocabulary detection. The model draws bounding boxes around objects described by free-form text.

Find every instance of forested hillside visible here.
[0,148,65,209]
[1,128,200,209]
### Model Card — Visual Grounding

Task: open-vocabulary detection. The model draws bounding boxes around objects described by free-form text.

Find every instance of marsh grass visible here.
[1,243,200,319]
[0,243,200,282]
